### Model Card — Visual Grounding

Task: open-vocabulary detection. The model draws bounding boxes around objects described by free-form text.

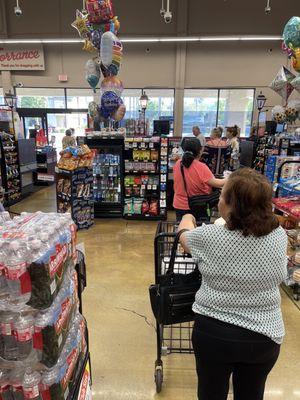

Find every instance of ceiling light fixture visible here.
[0,35,283,45]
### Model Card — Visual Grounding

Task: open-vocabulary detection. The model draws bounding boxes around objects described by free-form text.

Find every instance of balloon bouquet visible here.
[71,0,126,125]
[269,16,300,124]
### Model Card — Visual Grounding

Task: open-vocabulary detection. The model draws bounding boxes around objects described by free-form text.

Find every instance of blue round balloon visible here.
[101,91,122,115]
[283,16,300,48]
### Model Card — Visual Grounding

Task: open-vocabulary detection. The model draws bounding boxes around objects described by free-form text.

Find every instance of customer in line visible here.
[226,125,240,170]
[173,137,225,221]
[192,126,206,147]
[207,127,227,147]
[178,168,288,400]
[62,129,76,149]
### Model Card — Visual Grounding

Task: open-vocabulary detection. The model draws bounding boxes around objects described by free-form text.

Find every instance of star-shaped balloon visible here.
[71,10,90,39]
[83,39,97,53]
[269,66,295,102]
[291,76,300,94]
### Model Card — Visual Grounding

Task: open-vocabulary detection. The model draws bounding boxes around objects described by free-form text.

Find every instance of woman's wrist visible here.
[179,213,196,230]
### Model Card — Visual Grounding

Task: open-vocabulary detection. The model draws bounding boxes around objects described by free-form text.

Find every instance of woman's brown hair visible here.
[223,168,279,237]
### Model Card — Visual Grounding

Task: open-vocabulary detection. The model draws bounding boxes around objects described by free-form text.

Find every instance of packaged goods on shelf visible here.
[57,145,94,171]
[273,196,300,219]
[0,132,21,205]
[123,137,168,220]
[264,155,300,184]
[56,168,94,230]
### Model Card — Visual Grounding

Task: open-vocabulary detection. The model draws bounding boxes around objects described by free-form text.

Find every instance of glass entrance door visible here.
[23,115,47,140]
[47,113,88,155]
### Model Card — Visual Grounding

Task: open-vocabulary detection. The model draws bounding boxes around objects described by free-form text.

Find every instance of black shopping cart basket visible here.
[153,221,200,393]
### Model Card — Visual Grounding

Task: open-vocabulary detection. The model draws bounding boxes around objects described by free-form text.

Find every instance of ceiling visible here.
[0,0,298,38]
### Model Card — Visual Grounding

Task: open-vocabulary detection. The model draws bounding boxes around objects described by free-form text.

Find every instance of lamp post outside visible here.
[256,91,267,135]
[139,91,149,135]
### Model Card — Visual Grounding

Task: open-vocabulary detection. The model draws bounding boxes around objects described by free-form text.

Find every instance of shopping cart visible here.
[153,221,200,393]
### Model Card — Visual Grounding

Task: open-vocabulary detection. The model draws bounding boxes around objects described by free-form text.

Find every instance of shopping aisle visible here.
[9,187,300,400]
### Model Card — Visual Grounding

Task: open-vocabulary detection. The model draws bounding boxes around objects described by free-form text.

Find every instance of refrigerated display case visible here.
[86,135,124,218]
[123,136,168,220]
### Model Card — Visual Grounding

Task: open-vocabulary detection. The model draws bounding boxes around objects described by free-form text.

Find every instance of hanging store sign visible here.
[0,45,45,71]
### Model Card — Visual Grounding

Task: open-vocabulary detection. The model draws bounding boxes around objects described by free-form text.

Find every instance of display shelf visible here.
[56,167,94,229]
[123,137,168,220]
[0,132,22,205]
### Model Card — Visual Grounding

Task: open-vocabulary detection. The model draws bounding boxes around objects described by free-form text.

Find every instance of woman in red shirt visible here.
[173,138,225,221]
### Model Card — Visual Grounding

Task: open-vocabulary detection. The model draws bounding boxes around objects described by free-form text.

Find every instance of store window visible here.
[183,88,255,137]
[66,88,94,109]
[16,88,66,109]
[0,88,4,106]
[218,89,255,137]
[145,89,175,132]
[122,89,141,120]
[183,89,218,136]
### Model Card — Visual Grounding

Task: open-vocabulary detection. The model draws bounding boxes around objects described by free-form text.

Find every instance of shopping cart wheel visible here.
[155,367,163,393]
[293,294,299,301]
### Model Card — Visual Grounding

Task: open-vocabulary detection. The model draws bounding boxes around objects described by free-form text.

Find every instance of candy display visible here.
[0,132,21,205]
[56,168,94,230]
[57,145,94,171]
[123,137,168,220]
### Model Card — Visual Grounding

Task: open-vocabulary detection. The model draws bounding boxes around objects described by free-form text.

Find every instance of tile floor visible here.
[10,186,300,400]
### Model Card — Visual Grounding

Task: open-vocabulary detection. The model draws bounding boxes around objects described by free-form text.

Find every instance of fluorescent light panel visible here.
[0,35,282,44]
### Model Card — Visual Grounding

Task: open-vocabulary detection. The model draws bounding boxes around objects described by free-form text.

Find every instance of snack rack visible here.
[123,136,168,220]
[56,167,94,230]
[272,160,300,301]
[0,132,21,205]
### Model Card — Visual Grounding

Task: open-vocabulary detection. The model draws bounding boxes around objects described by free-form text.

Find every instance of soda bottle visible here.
[22,369,41,400]
[0,312,18,361]
[0,370,13,400]
[10,369,24,400]
[14,315,34,360]
[5,241,31,305]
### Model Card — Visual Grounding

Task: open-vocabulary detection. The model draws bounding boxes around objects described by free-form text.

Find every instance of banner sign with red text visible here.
[0,45,45,70]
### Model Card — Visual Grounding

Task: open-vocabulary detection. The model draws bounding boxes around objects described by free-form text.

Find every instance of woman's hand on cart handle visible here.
[178,214,196,254]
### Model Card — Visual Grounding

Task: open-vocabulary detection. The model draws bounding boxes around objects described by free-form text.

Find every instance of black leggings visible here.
[192,315,280,400]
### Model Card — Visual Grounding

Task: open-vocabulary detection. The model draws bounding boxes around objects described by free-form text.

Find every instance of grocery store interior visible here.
[0,0,300,399]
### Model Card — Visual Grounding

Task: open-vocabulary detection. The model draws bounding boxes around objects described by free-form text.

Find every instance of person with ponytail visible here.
[173,137,226,221]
